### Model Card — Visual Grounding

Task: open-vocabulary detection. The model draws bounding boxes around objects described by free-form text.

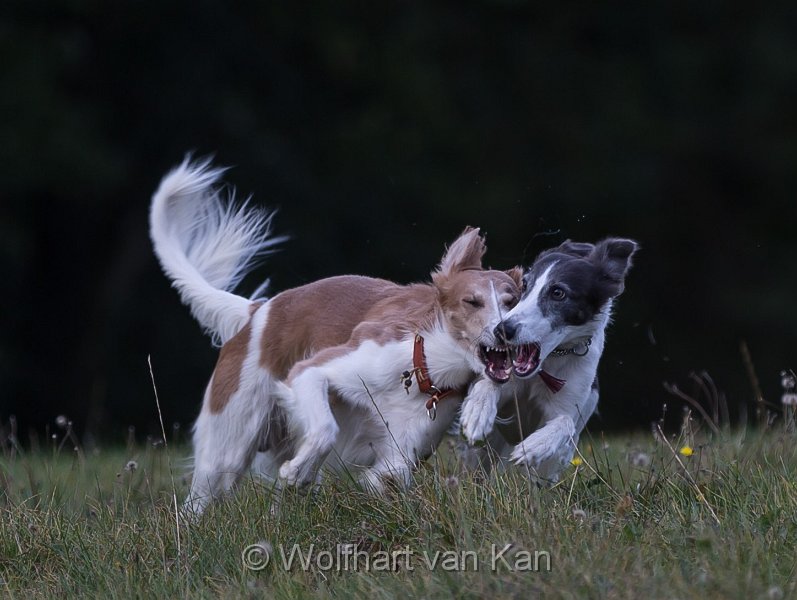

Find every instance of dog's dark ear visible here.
[592,238,638,296]
[555,239,594,258]
[434,227,486,278]
[536,239,594,263]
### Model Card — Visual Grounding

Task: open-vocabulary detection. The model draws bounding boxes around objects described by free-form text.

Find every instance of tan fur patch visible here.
[209,322,252,414]
[285,283,438,380]
[249,301,263,316]
[260,276,403,379]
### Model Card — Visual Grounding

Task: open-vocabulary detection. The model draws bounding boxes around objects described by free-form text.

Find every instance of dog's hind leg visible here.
[359,449,413,494]
[184,311,276,517]
[184,367,274,516]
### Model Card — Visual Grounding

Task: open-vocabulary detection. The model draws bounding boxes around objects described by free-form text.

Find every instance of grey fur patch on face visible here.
[522,238,638,329]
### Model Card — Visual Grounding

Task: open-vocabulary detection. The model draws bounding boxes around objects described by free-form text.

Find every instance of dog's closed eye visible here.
[463,297,484,308]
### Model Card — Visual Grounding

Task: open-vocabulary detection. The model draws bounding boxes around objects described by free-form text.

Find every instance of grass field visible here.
[1,422,796,599]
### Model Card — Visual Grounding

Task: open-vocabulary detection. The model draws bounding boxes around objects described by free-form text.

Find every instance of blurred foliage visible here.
[1,1,795,439]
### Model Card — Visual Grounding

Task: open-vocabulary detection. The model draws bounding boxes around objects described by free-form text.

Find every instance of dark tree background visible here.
[2,1,795,441]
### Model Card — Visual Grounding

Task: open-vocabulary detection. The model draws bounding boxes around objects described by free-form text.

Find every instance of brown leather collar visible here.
[401,334,458,420]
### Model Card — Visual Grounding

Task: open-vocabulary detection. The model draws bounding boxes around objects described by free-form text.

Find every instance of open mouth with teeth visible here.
[511,342,542,378]
[479,345,512,383]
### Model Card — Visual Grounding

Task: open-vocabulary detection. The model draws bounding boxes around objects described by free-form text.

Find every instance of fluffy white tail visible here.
[150,157,284,345]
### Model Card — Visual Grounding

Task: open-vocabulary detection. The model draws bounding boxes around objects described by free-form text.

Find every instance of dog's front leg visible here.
[276,371,339,487]
[509,414,576,471]
[459,376,502,444]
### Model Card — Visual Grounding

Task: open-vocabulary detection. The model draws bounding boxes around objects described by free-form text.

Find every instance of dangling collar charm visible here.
[399,334,457,420]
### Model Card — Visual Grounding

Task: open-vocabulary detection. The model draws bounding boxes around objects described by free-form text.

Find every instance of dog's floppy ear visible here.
[555,239,594,258]
[536,239,594,263]
[434,226,486,277]
[591,238,638,296]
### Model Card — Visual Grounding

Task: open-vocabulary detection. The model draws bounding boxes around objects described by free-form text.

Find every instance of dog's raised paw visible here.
[510,441,552,467]
[510,415,576,468]
[459,407,495,445]
[459,382,499,444]
[510,433,569,467]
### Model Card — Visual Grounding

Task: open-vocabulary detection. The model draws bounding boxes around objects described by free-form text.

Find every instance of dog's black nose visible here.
[494,320,517,344]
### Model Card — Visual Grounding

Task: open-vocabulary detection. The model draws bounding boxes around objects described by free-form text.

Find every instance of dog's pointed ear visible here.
[434,227,486,277]
[504,266,524,289]
[591,238,638,296]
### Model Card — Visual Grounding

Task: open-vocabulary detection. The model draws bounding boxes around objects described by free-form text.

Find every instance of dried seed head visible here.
[629,450,651,468]
[767,586,784,600]
[571,508,588,521]
[780,371,796,392]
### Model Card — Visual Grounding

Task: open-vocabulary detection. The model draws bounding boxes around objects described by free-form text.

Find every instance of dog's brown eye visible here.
[550,286,566,300]
[463,298,484,308]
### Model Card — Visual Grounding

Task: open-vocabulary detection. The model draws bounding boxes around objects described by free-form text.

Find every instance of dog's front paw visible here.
[459,398,497,445]
[509,420,574,468]
[459,378,500,444]
[510,439,558,468]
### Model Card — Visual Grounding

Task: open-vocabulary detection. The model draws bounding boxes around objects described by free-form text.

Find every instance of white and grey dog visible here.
[459,238,637,482]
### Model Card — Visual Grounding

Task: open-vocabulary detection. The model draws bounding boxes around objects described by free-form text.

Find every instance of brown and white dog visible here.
[149,158,521,515]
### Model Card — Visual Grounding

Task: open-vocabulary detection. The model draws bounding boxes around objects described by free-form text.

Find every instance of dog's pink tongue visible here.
[485,348,511,383]
[513,343,540,376]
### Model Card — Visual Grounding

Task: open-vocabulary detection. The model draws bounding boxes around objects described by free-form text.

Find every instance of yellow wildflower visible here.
[679,446,694,457]
[571,456,583,466]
